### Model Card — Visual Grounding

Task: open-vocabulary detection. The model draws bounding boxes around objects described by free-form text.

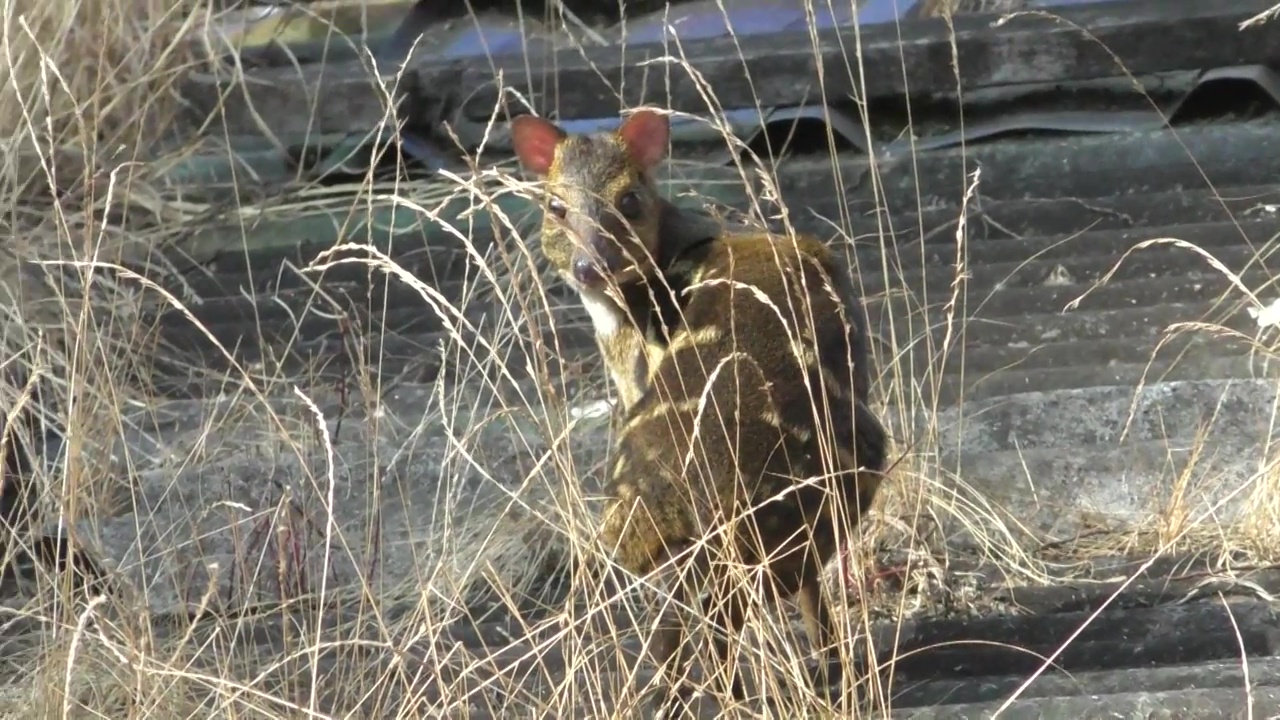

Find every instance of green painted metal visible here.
[214,0,414,62]
[167,192,534,264]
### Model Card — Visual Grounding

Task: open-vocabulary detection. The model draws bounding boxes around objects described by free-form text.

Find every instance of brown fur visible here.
[511,109,888,713]
[603,231,887,712]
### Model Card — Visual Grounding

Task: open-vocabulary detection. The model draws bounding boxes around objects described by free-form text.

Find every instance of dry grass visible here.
[0,0,1275,718]
[0,0,220,527]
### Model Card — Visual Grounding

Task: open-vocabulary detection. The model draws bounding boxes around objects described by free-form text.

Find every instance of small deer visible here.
[510,109,724,417]
[511,109,888,715]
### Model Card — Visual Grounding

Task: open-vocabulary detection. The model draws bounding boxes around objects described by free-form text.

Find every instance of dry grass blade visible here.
[1065,237,1264,313]
[2,1,1279,718]
[1241,3,1280,28]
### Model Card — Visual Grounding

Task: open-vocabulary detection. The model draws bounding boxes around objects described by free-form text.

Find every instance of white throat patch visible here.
[579,287,623,339]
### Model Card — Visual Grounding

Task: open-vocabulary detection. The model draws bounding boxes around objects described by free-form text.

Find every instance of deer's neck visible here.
[581,199,720,414]
[579,199,718,348]
[620,199,718,344]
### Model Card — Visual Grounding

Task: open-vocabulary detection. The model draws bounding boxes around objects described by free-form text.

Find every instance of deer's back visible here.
[600,232,874,582]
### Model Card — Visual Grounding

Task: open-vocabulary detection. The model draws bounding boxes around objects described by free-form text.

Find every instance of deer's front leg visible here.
[649,567,699,717]
[647,545,720,718]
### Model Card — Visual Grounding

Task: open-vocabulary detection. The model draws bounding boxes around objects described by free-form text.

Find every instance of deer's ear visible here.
[511,115,566,176]
[617,109,670,170]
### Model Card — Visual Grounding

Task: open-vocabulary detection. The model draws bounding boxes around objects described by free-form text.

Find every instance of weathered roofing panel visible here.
[179,1,1280,142]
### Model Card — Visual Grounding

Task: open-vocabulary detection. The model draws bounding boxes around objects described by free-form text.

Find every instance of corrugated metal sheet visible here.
[140,3,1280,715]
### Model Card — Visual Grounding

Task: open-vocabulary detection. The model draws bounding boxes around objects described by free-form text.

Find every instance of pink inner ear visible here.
[618,110,670,170]
[511,115,564,176]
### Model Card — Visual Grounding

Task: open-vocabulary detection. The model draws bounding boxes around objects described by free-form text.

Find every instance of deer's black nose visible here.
[573,256,604,287]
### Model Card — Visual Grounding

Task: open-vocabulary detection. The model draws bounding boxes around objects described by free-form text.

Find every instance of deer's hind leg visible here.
[796,553,845,693]
[799,551,885,709]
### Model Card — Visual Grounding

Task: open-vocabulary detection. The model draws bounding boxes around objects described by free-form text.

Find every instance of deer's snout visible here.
[570,230,625,288]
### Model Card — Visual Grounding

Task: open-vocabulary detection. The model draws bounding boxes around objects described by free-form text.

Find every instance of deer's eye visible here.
[548,197,568,219]
[617,190,642,220]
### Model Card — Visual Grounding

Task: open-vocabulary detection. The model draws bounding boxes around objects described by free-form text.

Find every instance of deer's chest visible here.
[579,286,676,416]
